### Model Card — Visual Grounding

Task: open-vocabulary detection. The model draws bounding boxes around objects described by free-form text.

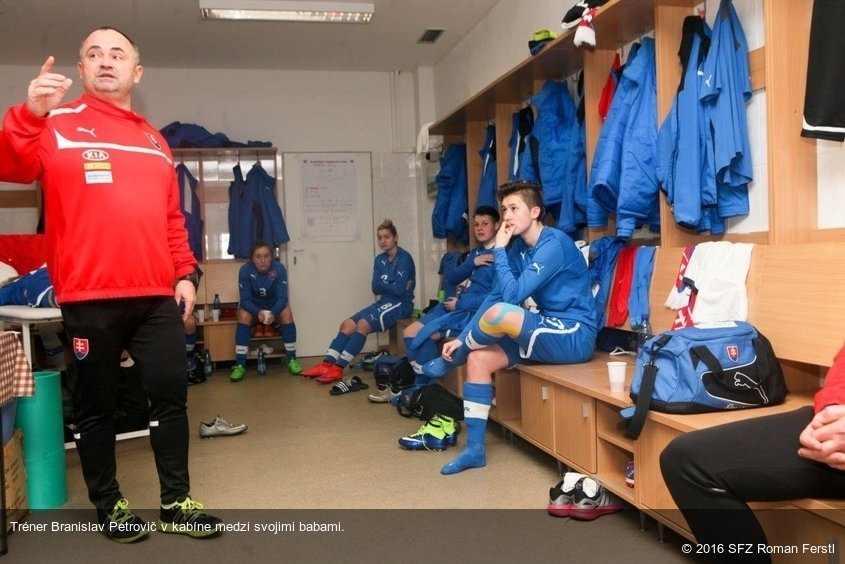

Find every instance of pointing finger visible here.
[40,56,55,75]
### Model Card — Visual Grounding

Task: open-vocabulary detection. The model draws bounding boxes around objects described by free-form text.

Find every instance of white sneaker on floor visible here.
[367,387,400,404]
[199,415,248,438]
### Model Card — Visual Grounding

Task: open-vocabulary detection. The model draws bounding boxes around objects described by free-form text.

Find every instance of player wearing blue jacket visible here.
[402,206,500,390]
[0,265,57,307]
[302,219,416,384]
[0,266,66,373]
[424,181,597,474]
[230,242,300,382]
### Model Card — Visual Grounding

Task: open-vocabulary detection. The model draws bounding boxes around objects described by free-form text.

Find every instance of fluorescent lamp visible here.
[199,0,374,23]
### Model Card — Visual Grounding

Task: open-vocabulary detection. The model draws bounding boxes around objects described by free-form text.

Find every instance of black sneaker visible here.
[159,496,222,538]
[187,366,206,386]
[97,498,151,543]
[561,0,609,29]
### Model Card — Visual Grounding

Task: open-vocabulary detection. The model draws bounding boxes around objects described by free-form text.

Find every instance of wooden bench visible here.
[443,242,845,555]
[388,317,415,355]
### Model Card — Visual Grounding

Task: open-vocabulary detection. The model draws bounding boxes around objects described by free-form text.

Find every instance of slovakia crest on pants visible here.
[73,337,90,360]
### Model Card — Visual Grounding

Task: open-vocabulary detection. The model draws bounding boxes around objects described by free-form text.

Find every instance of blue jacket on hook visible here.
[508,107,534,181]
[590,38,660,238]
[228,163,290,258]
[176,163,204,261]
[227,164,254,258]
[657,16,716,233]
[700,0,753,226]
[247,162,290,248]
[432,143,469,243]
[476,125,498,211]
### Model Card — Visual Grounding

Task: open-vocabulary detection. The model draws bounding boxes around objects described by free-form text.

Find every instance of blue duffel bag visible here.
[620,321,788,439]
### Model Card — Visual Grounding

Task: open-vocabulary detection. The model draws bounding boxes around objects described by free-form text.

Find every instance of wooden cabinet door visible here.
[554,386,596,473]
[520,374,555,451]
[203,322,236,362]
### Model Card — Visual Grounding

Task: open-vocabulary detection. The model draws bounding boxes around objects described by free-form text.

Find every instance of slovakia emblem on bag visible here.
[726,344,739,362]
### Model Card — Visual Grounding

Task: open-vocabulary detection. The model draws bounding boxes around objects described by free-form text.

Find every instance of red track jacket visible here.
[0,93,195,303]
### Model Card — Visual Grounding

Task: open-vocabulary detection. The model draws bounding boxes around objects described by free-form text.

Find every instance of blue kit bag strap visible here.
[623,333,671,440]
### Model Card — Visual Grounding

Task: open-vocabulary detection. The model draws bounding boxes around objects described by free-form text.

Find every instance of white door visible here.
[281,153,376,357]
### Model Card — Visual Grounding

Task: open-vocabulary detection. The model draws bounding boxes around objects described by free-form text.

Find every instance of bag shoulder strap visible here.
[624,334,671,440]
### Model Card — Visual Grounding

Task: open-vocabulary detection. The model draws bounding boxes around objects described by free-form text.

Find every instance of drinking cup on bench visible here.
[607,361,627,393]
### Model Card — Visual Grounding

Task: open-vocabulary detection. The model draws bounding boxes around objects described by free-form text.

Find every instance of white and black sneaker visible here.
[569,476,624,520]
[561,0,609,29]
[361,350,388,371]
[547,472,586,517]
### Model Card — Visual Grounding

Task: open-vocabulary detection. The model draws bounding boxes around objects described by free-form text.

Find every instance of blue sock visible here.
[423,344,470,379]
[326,331,350,364]
[280,322,297,360]
[403,336,416,359]
[235,323,251,365]
[416,338,440,364]
[425,322,502,379]
[338,331,367,368]
[441,382,492,475]
[412,339,440,385]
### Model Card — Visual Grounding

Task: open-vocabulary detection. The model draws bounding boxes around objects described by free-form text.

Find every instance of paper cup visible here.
[607,361,627,393]
[211,309,220,322]
[196,309,205,323]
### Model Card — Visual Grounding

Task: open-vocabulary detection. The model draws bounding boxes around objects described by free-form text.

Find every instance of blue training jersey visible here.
[445,245,495,313]
[371,246,416,304]
[238,260,289,316]
[461,226,596,341]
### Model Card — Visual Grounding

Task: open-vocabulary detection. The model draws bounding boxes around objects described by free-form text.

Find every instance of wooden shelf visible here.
[596,430,632,451]
[430,0,699,136]
[596,472,636,504]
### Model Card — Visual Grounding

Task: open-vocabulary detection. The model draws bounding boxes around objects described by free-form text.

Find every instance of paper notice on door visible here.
[301,156,359,242]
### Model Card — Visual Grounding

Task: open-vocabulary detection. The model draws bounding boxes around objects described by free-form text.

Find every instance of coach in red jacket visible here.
[0,27,220,543]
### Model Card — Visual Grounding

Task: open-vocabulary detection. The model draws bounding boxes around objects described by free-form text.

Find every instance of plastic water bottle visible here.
[636,320,653,352]
[212,293,221,321]
[202,349,214,378]
[257,348,267,376]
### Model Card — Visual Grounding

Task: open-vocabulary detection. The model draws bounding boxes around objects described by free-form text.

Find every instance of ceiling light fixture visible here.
[199,0,374,23]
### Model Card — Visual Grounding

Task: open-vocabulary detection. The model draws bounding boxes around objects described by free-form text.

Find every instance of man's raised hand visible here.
[27,56,73,117]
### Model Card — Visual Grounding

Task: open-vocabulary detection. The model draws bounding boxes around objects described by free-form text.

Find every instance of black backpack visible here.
[397,384,464,421]
[373,355,415,392]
